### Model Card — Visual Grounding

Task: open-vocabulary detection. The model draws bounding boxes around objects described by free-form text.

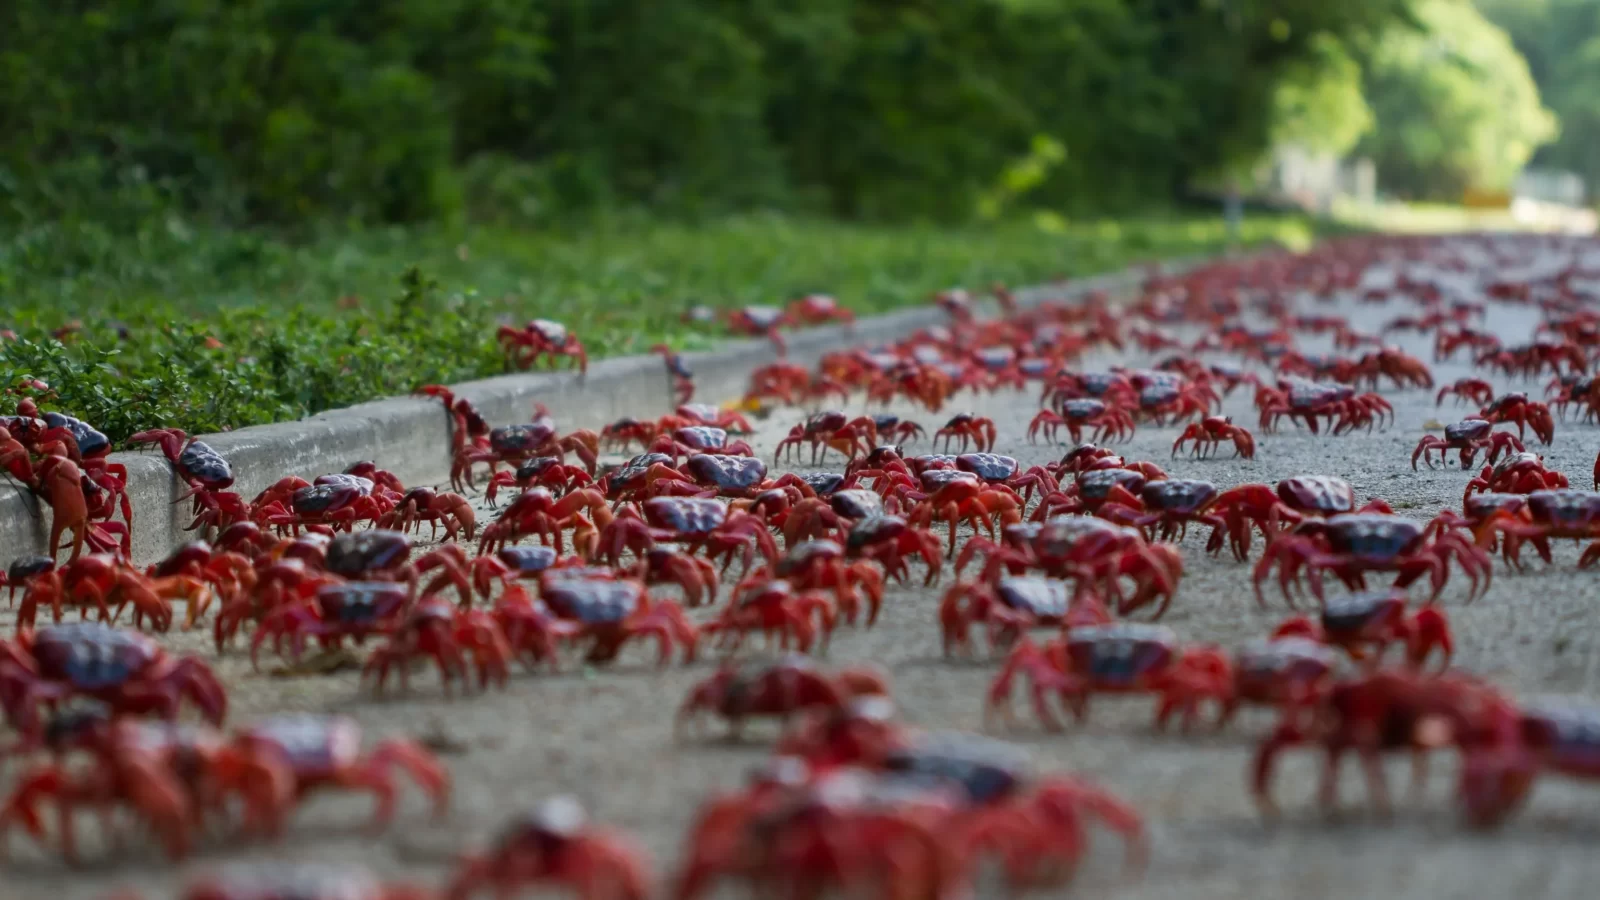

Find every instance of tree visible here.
[1360,0,1557,198]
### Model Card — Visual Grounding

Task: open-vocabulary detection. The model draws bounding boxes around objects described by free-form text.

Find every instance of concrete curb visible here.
[0,253,1236,565]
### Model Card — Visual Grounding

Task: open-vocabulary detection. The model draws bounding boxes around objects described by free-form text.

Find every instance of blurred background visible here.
[0,0,1593,235]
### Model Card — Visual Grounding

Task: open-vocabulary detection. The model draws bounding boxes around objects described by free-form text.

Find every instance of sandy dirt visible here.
[10,236,1600,899]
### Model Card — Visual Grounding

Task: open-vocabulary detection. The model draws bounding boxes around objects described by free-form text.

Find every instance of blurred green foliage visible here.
[1359,0,1556,198]
[0,0,1420,227]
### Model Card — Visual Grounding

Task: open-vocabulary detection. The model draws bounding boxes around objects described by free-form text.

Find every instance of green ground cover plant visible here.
[0,213,1317,443]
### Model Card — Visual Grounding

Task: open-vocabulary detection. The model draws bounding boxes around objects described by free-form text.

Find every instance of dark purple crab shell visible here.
[541,578,646,624]
[1482,392,1529,415]
[1444,419,1494,442]
[911,346,945,366]
[882,730,1030,805]
[491,422,555,454]
[1319,591,1402,634]
[1463,492,1526,519]
[777,540,845,576]
[7,554,56,583]
[1017,358,1053,378]
[614,452,676,485]
[1287,383,1337,409]
[735,306,785,329]
[800,472,846,496]
[325,530,412,578]
[515,456,565,480]
[914,454,959,470]
[1067,623,1177,684]
[686,454,767,492]
[973,347,1015,369]
[1059,398,1108,420]
[315,582,408,623]
[291,483,363,515]
[1077,373,1122,396]
[919,469,980,491]
[994,576,1072,618]
[177,440,233,488]
[43,412,110,458]
[1000,521,1042,547]
[31,623,160,690]
[846,514,906,551]
[498,545,559,574]
[311,473,374,494]
[942,412,981,428]
[1276,476,1356,515]
[1525,489,1600,526]
[1140,479,1218,514]
[643,497,726,535]
[1138,384,1178,407]
[831,489,885,521]
[1076,468,1146,500]
[1491,452,1544,478]
[1317,514,1424,559]
[244,714,361,774]
[803,411,848,434]
[1233,637,1339,681]
[674,426,728,450]
[956,453,1019,482]
[1519,699,1600,768]
[871,414,903,431]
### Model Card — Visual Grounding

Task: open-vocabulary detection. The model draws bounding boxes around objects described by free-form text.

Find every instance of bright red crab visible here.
[249,581,411,669]
[740,539,886,626]
[986,625,1232,732]
[1098,478,1231,550]
[845,515,943,586]
[599,416,662,452]
[1479,489,1600,569]
[0,622,227,745]
[256,475,399,535]
[446,799,651,900]
[1031,467,1152,520]
[497,319,588,373]
[725,305,788,353]
[128,428,247,532]
[462,408,600,488]
[1271,589,1453,670]
[668,402,755,434]
[774,411,877,463]
[905,470,1023,557]
[1257,379,1392,435]
[477,486,612,555]
[364,597,513,694]
[1171,415,1256,460]
[233,713,450,832]
[484,456,593,505]
[1458,698,1600,828]
[676,656,889,740]
[651,343,696,405]
[1436,377,1495,407]
[956,517,1183,618]
[933,412,997,453]
[598,497,776,574]
[1476,392,1555,445]
[940,576,1110,657]
[1463,451,1568,505]
[955,452,1058,502]
[650,426,756,463]
[537,570,698,665]
[1209,475,1394,561]
[702,579,837,653]
[1027,398,1135,444]
[1252,513,1492,607]
[784,293,855,328]
[1412,419,1523,470]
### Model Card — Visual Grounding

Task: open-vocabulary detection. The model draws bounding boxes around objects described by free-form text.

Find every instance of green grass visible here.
[0,212,1322,444]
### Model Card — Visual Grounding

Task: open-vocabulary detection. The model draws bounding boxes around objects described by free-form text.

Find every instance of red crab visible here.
[955,452,1058,502]
[651,426,756,463]
[845,515,943,586]
[940,576,1110,657]
[1031,467,1152,520]
[1253,669,1519,818]
[1476,392,1555,446]
[774,411,877,463]
[497,319,588,373]
[905,471,1023,557]
[1219,638,1342,729]
[1212,476,1395,561]
[726,305,788,353]
[1458,699,1600,827]
[477,487,612,555]
[1171,416,1256,460]
[932,413,997,453]
[670,402,755,434]
[986,625,1232,732]
[1129,380,1211,425]
[256,475,398,535]
[743,539,886,626]
[0,623,226,745]
[1411,419,1524,470]
[1257,380,1392,435]
[1436,378,1495,407]
[484,457,594,505]
[1480,489,1600,569]
[1463,451,1568,505]
[600,417,662,452]
[1027,398,1135,444]
[362,597,513,694]
[1272,589,1453,670]
[599,497,776,573]
[870,413,926,446]
[128,428,246,532]
[1098,479,1231,550]
[955,517,1183,618]
[463,409,601,488]
[784,293,855,328]
[234,714,449,831]
[651,344,696,405]
[538,571,698,665]
[249,581,411,669]
[704,579,838,653]
[446,799,651,900]
[677,656,890,740]
[1352,347,1434,390]
[380,486,477,543]
[1253,513,1492,607]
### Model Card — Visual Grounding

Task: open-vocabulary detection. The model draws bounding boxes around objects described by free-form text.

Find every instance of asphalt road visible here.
[10,235,1600,899]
